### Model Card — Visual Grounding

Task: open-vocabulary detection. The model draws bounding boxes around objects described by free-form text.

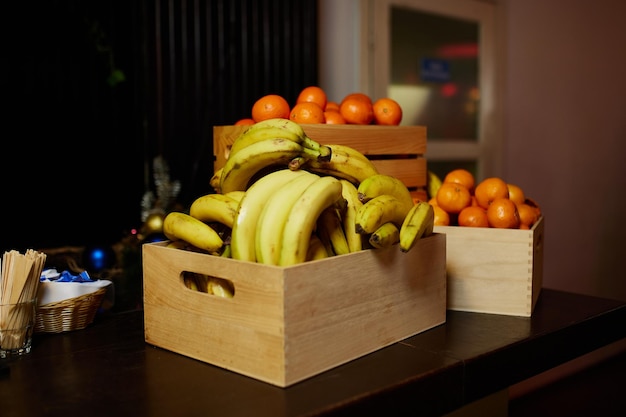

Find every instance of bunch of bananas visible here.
[163,118,435,267]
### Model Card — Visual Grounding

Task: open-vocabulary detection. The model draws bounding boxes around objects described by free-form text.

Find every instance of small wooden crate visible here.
[213,124,428,201]
[142,233,446,387]
[433,216,544,317]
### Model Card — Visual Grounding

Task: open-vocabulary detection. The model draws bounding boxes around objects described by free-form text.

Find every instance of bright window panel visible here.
[389,6,479,141]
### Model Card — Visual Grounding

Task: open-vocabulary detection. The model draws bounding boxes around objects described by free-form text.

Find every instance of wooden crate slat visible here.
[213,125,428,194]
[372,157,427,188]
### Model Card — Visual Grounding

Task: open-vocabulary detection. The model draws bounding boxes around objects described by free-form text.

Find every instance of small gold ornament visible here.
[141,212,165,237]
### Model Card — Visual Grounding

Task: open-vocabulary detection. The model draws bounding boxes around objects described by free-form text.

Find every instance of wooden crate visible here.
[142,233,446,387]
[213,124,427,200]
[434,216,544,317]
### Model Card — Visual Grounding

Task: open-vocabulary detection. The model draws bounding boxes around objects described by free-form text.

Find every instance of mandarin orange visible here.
[516,202,538,229]
[341,92,372,105]
[458,206,489,228]
[339,96,374,125]
[289,102,326,124]
[474,177,509,209]
[323,110,346,124]
[507,183,526,206]
[432,204,450,226]
[436,182,472,214]
[325,101,340,112]
[444,169,476,194]
[486,197,520,229]
[234,118,255,126]
[251,94,290,122]
[372,97,403,125]
[296,86,327,111]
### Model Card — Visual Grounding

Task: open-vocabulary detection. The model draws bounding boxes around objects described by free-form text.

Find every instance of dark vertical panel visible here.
[1,0,318,252]
[143,0,319,204]
[2,1,145,252]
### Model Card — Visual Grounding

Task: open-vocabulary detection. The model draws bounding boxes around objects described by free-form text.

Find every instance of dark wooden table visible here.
[1,288,625,417]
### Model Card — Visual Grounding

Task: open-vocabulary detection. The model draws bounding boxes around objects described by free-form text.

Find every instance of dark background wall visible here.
[1,0,318,253]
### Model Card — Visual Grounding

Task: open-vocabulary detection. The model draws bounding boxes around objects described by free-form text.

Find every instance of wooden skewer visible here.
[1,250,47,350]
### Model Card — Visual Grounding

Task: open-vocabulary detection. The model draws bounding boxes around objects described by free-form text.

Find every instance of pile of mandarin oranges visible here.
[234,86,403,126]
[430,169,541,230]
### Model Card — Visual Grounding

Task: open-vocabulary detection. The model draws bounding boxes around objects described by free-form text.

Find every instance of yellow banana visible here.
[220,138,324,194]
[303,144,379,184]
[163,211,223,254]
[224,190,245,203]
[399,200,435,253]
[189,193,239,229]
[166,240,207,253]
[369,222,400,249]
[221,244,232,258]
[230,169,310,262]
[339,179,364,252]
[167,240,187,249]
[210,168,223,193]
[207,276,234,298]
[317,206,350,256]
[229,118,330,160]
[187,273,209,293]
[427,170,443,200]
[355,194,411,235]
[255,171,320,265]
[279,176,344,266]
[183,274,200,291]
[357,174,414,214]
[306,233,330,261]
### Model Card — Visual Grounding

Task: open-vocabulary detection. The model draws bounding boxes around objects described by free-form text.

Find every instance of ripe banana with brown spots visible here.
[339,179,364,252]
[399,200,435,253]
[357,173,414,214]
[254,170,320,265]
[369,222,400,249]
[278,175,344,266]
[317,205,351,256]
[355,194,411,235]
[302,144,379,185]
[230,169,310,262]
[163,211,223,254]
[228,117,330,161]
[189,193,239,229]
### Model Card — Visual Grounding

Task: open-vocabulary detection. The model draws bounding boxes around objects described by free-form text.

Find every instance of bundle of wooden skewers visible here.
[0,249,47,350]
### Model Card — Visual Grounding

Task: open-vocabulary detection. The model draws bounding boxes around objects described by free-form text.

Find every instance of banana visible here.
[317,206,350,256]
[357,174,414,213]
[167,240,187,249]
[221,244,232,258]
[399,200,435,253]
[183,274,200,291]
[369,222,400,249]
[224,190,246,203]
[187,272,209,292]
[306,233,330,261]
[189,193,239,229]
[163,211,224,254]
[207,276,234,298]
[220,138,324,194]
[339,179,364,252]
[229,118,330,160]
[427,170,443,200]
[278,176,344,266]
[210,168,223,193]
[303,144,379,185]
[231,168,310,262]
[255,171,320,265]
[166,240,204,252]
[355,194,412,235]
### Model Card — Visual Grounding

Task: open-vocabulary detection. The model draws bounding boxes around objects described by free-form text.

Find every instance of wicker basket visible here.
[35,286,108,333]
